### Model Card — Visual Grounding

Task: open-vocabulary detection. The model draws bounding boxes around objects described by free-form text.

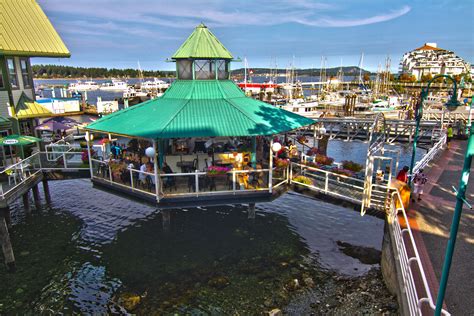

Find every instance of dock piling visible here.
[22,191,30,214]
[248,203,256,219]
[0,214,15,272]
[32,184,41,210]
[162,210,171,231]
[42,179,52,204]
[0,207,11,230]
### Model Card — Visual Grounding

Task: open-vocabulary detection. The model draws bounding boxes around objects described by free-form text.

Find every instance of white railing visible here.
[0,152,42,198]
[413,133,446,176]
[289,162,364,204]
[388,189,450,316]
[90,158,273,198]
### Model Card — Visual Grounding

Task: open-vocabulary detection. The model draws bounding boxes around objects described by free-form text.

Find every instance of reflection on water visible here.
[0,179,387,314]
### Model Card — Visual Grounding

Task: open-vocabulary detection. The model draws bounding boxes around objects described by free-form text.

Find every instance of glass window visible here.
[177,59,192,80]
[0,66,4,88]
[194,60,215,80]
[216,60,229,80]
[20,58,32,88]
[6,58,18,89]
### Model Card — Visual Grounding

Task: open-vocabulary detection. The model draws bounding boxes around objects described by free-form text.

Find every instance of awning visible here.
[0,115,12,130]
[14,92,53,119]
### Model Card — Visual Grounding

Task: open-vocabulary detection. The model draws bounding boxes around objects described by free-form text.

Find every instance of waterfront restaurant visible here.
[85,24,314,206]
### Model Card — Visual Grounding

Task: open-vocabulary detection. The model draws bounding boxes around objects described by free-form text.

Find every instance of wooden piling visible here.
[42,179,52,204]
[162,210,171,231]
[0,215,15,272]
[248,203,256,219]
[0,207,11,230]
[32,184,41,210]
[22,191,30,214]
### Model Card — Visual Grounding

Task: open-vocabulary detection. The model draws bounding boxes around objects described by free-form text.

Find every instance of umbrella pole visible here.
[1,146,5,168]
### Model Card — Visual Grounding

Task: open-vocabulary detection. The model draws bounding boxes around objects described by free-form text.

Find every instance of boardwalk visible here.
[408,140,474,315]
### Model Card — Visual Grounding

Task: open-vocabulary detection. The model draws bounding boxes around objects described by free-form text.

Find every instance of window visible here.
[20,58,32,88]
[177,59,192,79]
[216,60,229,80]
[0,65,4,89]
[6,58,18,89]
[194,60,215,80]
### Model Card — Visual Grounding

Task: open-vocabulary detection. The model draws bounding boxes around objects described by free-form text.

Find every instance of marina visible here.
[1,0,473,315]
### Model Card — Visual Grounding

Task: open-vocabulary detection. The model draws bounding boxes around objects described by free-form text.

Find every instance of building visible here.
[0,0,70,136]
[399,43,470,80]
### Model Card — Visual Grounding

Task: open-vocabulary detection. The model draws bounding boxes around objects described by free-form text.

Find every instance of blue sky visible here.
[34,0,473,71]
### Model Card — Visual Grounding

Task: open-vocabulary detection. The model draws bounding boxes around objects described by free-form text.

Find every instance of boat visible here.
[68,80,100,91]
[100,79,129,91]
[276,99,322,118]
[123,87,148,98]
[371,97,402,111]
[141,78,170,90]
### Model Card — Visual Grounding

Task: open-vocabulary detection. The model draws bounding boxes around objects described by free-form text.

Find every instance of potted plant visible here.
[207,166,231,177]
[341,160,363,172]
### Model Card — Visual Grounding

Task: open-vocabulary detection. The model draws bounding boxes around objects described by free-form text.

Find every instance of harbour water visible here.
[0,141,420,314]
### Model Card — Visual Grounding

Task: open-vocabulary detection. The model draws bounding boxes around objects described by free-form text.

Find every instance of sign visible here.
[3,139,18,145]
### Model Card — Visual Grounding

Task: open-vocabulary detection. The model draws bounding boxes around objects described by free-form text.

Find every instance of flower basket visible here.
[341,160,363,172]
[207,166,230,176]
[296,135,307,143]
[314,154,334,166]
[292,175,313,185]
[330,168,354,177]
[274,158,289,169]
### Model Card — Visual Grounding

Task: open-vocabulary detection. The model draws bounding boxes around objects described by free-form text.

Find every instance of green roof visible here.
[0,115,12,129]
[0,0,70,57]
[86,80,314,139]
[172,24,233,60]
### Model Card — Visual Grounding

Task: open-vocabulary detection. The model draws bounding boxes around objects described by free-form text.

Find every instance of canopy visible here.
[86,80,315,139]
[35,120,71,132]
[0,135,42,146]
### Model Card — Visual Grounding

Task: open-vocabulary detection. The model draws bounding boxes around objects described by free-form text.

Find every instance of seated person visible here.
[162,162,175,188]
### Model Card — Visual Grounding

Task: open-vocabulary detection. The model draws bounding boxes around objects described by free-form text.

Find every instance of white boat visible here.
[277,99,322,118]
[68,80,99,91]
[141,78,169,90]
[100,79,129,91]
[123,87,148,98]
[371,97,402,111]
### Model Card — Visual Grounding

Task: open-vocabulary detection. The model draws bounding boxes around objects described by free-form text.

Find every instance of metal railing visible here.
[413,133,446,176]
[388,189,450,316]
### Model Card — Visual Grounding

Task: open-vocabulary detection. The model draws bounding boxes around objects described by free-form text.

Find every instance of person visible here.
[162,162,175,189]
[446,125,453,149]
[288,141,298,162]
[110,141,122,158]
[396,166,409,183]
[412,169,427,202]
[139,161,147,187]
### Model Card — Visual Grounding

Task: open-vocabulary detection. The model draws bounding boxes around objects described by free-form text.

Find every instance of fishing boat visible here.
[237,81,279,94]
[123,87,148,98]
[276,99,322,118]
[100,79,129,91]
[68,80,100,91]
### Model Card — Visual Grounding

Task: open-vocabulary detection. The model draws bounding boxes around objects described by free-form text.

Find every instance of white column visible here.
[269,139,273,193]
[86,131,93,179]
[153,140,160,202]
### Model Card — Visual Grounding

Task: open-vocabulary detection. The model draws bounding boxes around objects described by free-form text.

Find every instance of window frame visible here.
[0,59,5,90]
[19,58,32,88]
[6,58,19,90]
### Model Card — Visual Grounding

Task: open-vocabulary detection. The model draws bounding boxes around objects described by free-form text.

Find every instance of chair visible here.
[5,169,17,186]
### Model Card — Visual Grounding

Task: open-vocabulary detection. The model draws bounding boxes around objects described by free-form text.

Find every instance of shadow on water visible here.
[0,179,392,314]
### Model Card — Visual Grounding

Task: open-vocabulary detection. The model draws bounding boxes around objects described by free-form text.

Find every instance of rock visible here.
[285,279,299,291]
[304,277,315,287]
[118,293,141,311]
[15,288,24,295]
[267,308,282,316]
[208,276,230,289]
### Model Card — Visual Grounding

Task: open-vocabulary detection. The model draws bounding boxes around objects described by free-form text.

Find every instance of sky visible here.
[34,0,474,72]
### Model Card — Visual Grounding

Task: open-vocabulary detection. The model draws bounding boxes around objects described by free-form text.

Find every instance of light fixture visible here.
[145,147,156,158]
[272,142,282,153]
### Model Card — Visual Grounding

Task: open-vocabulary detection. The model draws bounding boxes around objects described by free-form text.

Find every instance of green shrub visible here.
[293,175,313,185]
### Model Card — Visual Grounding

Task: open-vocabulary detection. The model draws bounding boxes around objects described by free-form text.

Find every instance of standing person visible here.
[396,166,410,183]
[412,169,427,202]
[446,125,453,149]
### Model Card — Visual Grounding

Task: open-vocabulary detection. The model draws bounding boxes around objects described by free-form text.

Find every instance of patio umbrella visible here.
[0,134,42,161]
[43,116,79,127]
[35,120,71,132]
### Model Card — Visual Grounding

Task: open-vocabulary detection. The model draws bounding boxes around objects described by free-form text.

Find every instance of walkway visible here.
[408,140,474,315]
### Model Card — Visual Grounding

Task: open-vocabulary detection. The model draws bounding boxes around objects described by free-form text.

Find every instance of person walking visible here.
[446,125,453,149]
[412,169,427,202]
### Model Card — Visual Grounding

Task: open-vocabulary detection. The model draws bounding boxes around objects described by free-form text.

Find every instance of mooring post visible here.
[0,214,15,272]
[32,184,41,210]
[161,209,171,231]
[248,203,256,219]
[42,179,52,204]
[22,191,30,214]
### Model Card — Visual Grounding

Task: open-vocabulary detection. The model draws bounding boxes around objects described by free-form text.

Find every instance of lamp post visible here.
[409,75,460,185]
[435,122,473,315]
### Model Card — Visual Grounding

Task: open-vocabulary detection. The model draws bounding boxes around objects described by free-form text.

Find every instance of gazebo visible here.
[85,24,314,205]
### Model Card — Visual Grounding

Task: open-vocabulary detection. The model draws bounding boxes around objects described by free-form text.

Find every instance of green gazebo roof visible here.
[86,80,314,139]
[172,23,233,60]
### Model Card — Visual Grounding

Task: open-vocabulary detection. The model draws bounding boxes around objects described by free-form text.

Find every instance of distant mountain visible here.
[230,66,372,77]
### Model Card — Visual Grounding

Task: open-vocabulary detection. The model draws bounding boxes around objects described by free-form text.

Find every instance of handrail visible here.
[413,133,446,176]
[388,188,450,316]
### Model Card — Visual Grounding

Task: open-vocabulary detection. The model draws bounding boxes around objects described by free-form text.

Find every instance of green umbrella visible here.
[0,134,42,161]
[0,134,42,146]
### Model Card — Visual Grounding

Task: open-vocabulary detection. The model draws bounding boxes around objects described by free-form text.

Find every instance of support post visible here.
[269,139,273,193]
[161,209,171,231]
[0,215,15,272]
[86,132,94,179]
[22,191,30,214]
[158,139,164,169]
[42,179,51,204]
[32,184,41,210]
[152,140,160,202]
[251,136,257,168]
[1,207,11,230]
[248,203,256,219]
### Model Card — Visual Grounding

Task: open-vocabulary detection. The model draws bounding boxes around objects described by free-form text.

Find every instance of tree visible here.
[420,73,433,82]
[399,73,416,82]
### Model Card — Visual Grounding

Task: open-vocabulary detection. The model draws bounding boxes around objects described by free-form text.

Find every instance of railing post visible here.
[108,163,112,183]
[130,168,134,189]
[269,139,273,193]
[195,170,199,196]
[86,132,93,179]
[325,172,329,193]
[232,170,236,192]
[62,153,68,169]
[288,164,292,184]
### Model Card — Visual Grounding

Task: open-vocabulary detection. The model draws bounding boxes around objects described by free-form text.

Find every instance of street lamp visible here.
[409,74,461,185]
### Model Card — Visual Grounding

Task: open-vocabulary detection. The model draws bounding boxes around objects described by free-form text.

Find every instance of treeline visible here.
[230,66,372,77]
[32,64,175,79]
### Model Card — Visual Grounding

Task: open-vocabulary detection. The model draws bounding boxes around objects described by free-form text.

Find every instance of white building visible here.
[399,43,470,80]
